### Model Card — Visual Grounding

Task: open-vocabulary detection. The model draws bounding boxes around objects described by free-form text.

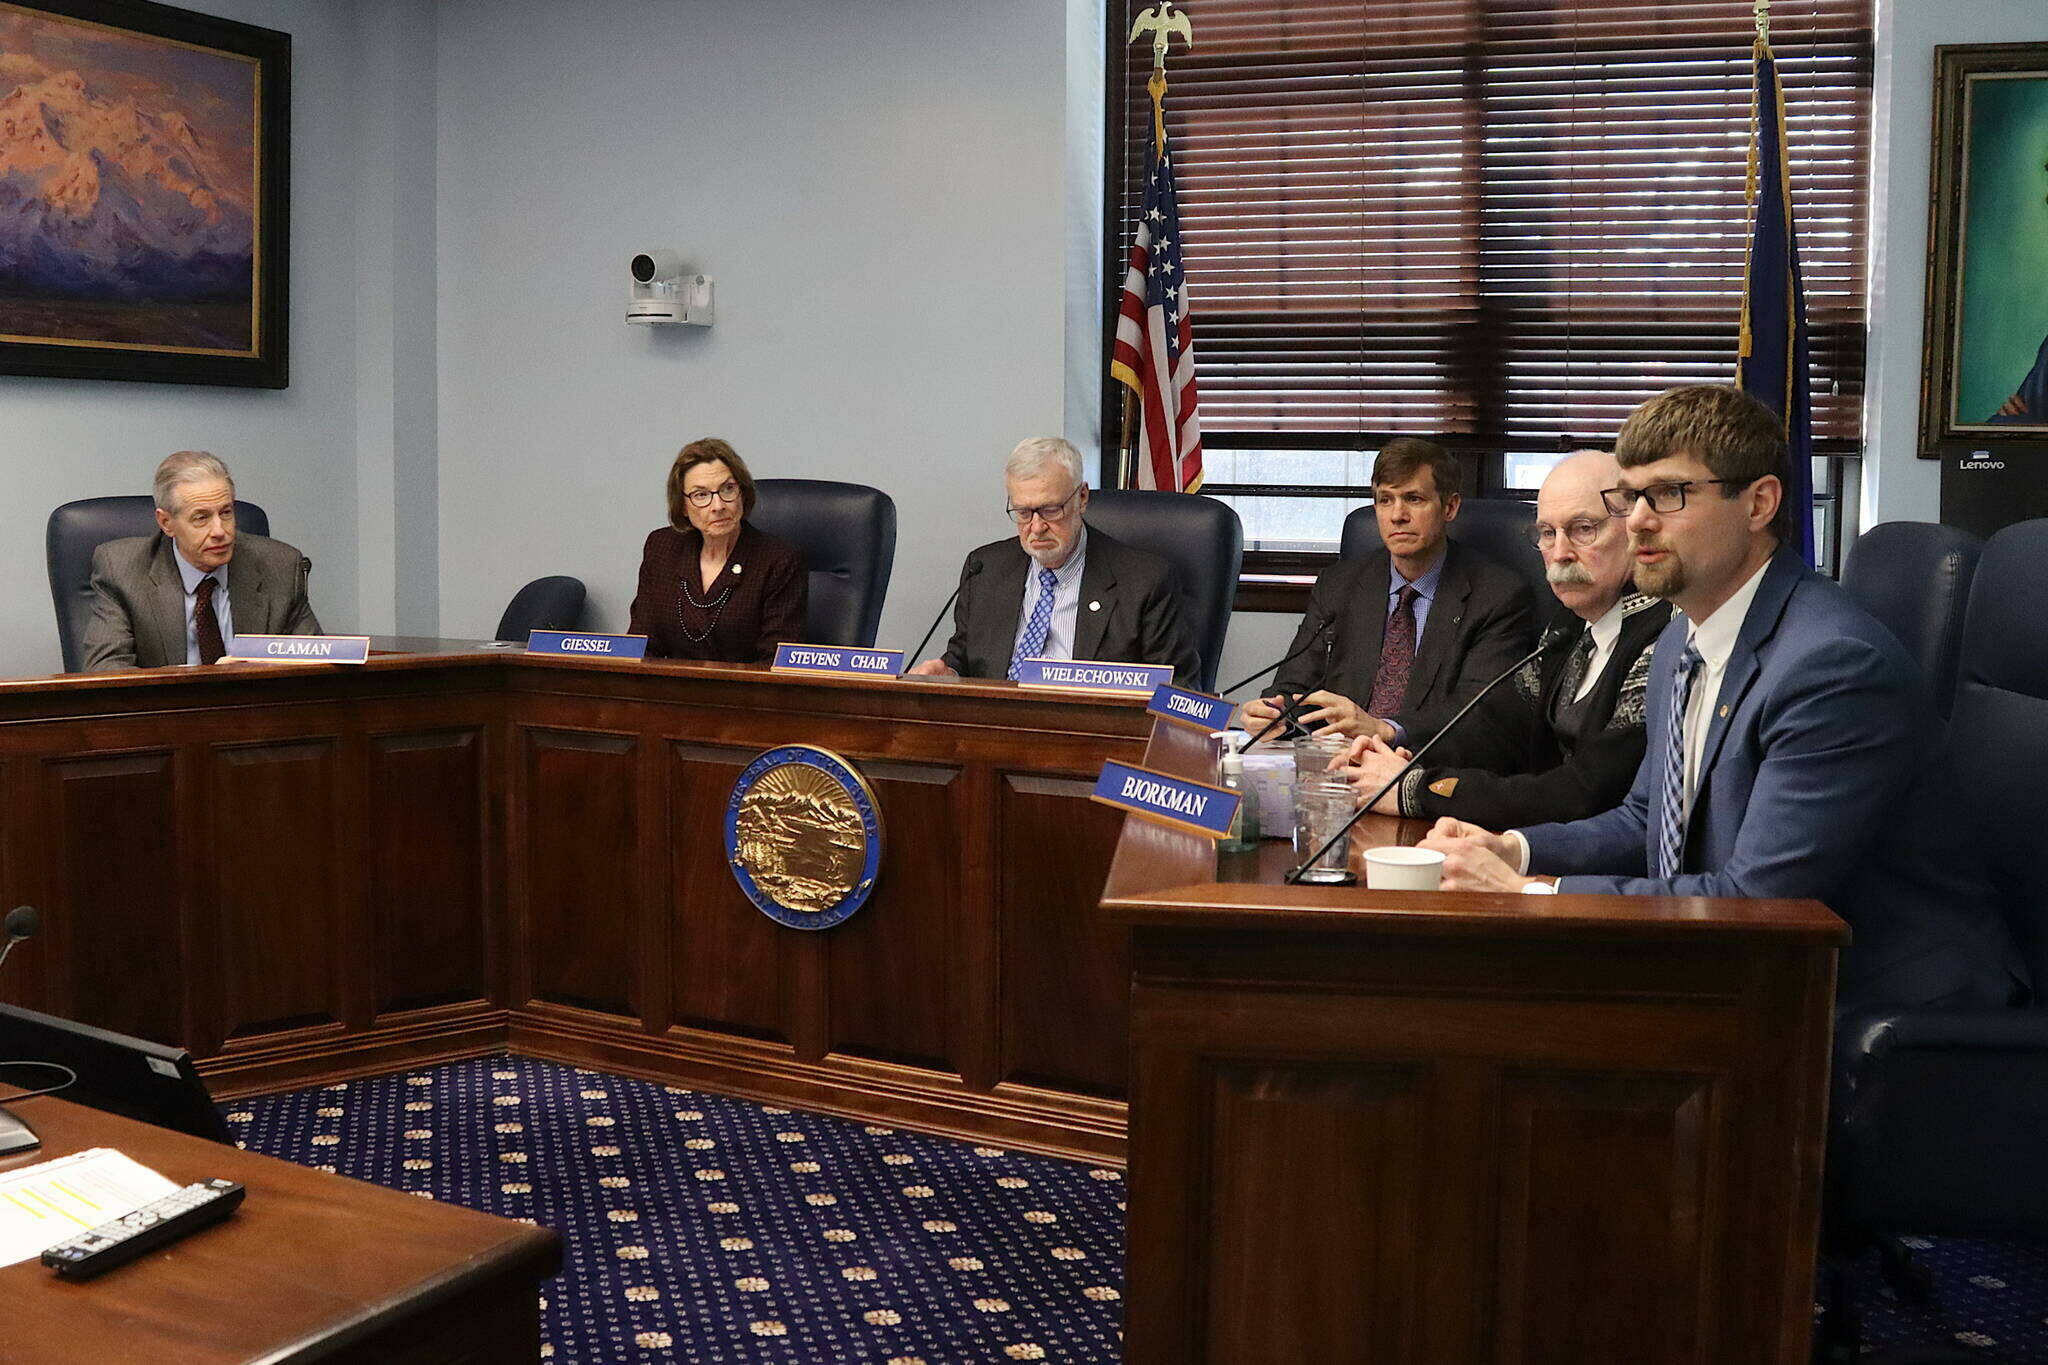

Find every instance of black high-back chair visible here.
[749,479,898,648]
[1341,496,1545,603]
[46,495,272,674]
[1821,518,2048,1362]
[497,576,587,641]
[1842,521,1982,719]
[1084,489,1243,692]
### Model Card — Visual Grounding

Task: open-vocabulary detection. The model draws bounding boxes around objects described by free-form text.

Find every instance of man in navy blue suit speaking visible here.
[1421,384,2026,1010]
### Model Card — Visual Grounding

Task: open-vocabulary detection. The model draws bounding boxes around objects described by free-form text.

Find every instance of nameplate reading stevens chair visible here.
[225,635,371,665]
[525,630,649,659]
[1145,683,1233,732]
[770,643,906,677]
[1091,759,1237,840]
[1015,659,1175,695]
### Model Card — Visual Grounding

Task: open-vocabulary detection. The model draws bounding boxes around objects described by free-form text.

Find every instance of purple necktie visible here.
[1369,585,1418,717]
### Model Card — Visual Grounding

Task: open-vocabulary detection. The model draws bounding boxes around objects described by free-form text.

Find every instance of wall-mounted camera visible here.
[628,250,714,326]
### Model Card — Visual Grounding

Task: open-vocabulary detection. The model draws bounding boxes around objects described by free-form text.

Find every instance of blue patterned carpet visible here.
[224,1054,1125,1363]
[224,1052,2048,1362]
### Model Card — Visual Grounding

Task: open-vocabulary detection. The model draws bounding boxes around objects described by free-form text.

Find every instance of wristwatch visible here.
[1520,879,1558,895]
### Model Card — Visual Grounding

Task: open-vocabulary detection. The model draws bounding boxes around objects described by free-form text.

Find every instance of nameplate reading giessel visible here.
[1089,759,1239,841]
[225,635,371,665]
[526,630,650,659]
[770,643,906,677]
[1145,683,1234,731]
[1014,658,1174,696]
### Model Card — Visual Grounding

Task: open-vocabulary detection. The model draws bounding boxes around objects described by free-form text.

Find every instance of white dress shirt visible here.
[1572,594,1630,705]
[173,545,234,666]
[1010,527,1089,663]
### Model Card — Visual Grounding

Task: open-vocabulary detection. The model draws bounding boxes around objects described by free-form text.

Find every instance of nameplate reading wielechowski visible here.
[526,631,650,659]
[225,635,371,665]
[1014,658,1174,696]
[1145,683,1234,731]
[1089,759,1239,841]
[770,643,906,677]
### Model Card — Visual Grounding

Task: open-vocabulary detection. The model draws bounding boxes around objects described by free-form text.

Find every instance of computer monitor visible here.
[0,1003,229,1144]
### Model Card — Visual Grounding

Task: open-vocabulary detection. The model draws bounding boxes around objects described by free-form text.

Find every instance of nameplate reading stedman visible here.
[1014,658,1174,695]
[1144,682,1234,731]
[771,643,906,677]
[526,631,650,659]
[1090,759,1239,841]
[225,635,371,665]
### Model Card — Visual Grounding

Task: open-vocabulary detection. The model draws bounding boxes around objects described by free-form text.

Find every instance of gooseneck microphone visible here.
[0,905,39,975]
[1237,614,1342,748]
[1219,612,1337,698]
[907,560,983,667]
[1282,628,1569,885]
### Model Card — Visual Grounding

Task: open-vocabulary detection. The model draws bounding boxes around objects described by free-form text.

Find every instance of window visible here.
[1104,0,1873,583]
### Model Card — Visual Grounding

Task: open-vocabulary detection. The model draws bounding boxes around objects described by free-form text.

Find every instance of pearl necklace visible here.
[677,564,737,643]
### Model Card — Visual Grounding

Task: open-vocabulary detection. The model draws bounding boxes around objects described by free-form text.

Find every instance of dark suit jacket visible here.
[628,522,807,664]
[1402,595,1672,830]
[1523,549,2027,1009]
[940,526,1199,685]
[81,531,321,671]
[1274,540,1538,747]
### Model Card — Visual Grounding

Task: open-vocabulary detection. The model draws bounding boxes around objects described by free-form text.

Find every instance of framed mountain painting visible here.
[0,0,289,387]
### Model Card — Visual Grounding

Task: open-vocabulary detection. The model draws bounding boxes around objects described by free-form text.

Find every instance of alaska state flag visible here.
[1737,35,1817,565]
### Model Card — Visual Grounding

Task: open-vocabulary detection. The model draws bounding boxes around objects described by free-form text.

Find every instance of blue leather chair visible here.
[46,495,272,674]
[749,479,897,648]
[1084,489,1244,692]
[1820,519,2048,1362]
[1842,521,1982,719]
[1341,496,1546,604]
[497,576,587,641]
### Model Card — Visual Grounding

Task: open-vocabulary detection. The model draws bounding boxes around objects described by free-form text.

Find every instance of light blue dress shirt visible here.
[173,546,234,666]
[1010,527,1089,664]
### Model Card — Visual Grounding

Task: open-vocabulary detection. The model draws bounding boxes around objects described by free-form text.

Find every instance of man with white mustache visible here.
[1333,449,1671,828]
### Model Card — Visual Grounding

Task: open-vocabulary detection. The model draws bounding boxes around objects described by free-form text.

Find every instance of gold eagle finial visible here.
[1129,1,1194,72]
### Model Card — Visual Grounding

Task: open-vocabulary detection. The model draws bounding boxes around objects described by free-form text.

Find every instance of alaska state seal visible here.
[725,745,883,929]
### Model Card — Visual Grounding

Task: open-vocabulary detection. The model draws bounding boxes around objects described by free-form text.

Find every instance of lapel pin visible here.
[1088,600,1101,612]
[732,563,743,576]
[1718,704,1730,718]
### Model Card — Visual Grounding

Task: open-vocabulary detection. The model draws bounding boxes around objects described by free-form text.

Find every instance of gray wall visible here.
[1,0,2036,684]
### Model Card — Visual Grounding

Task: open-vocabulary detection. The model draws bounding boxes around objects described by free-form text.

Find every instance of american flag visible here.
[1111,132,1204,493]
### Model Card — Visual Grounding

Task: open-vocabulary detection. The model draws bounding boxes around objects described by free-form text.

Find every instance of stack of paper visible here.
[0,1148,178,1267]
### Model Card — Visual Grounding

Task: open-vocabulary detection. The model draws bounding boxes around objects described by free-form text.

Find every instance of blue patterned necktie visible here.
[1007,567,1061,680]
[1655,641,1705,879]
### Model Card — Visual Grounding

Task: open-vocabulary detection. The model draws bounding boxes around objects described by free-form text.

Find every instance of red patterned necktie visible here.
[1368,585,1419,718]
[194,575,226,665]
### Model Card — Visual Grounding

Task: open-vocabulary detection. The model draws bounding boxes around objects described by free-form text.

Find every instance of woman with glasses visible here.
[629,438,807,662]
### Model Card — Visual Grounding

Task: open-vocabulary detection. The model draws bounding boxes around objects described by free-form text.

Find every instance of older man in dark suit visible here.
[80,451,321,671]
[1243,437,1537,747]
[908,437,1198,685]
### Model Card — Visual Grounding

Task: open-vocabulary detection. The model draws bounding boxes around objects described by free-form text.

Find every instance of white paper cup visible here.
[1363,845,1445,891]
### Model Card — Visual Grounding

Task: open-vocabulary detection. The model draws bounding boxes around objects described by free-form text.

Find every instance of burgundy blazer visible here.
[628,522,807,663]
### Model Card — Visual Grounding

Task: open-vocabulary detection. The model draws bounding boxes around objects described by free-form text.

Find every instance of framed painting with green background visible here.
[1920,42,2048,454]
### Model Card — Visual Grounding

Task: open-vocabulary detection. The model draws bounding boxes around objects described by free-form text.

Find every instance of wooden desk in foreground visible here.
[0,644,1144,1159]
[1,1093,559,1364]
[1100,713,1848,1364]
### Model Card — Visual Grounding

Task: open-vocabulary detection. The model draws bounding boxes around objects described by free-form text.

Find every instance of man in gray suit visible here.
[80,451,321,671]
[907,437,1198,685]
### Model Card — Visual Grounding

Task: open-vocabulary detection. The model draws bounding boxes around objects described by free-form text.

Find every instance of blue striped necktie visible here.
[1656,641,1705,879]
[1008,567,1060,680]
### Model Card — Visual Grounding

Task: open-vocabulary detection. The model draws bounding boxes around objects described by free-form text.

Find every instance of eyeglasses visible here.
[684,481,742,508]
[1600,478,1755,517]
[1526,516,1612,549]
[1005,487,1082,526]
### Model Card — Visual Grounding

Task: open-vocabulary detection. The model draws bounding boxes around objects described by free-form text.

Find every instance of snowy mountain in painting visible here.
[0,69,255,301]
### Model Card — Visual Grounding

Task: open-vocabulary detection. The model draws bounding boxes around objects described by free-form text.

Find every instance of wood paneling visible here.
[515,728,638,1018]
[669,743,786,1042]
[39,750,183,1042]
[998,773,1130,1096]
[826,761,960,1072]
[367,729,489,1016]
[212,739,343,1042]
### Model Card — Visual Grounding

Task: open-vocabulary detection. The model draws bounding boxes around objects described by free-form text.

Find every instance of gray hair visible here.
[153,450,234,512]
[1004,437,1084,489]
